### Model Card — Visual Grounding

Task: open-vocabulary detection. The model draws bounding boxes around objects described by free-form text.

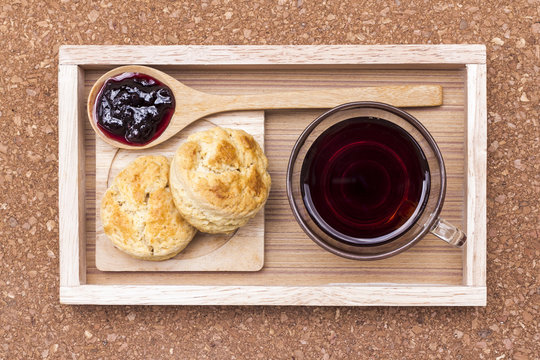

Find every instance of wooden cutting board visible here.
[95,111,265,271]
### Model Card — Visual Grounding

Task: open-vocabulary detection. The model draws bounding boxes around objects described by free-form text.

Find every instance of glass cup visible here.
[286,102,466,260]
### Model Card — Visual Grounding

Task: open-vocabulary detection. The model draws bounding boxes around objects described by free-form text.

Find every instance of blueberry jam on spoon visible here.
[95,72,175,145]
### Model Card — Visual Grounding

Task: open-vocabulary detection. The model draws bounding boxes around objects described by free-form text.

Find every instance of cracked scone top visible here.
[100,155,197,260]
[170,127,271,233]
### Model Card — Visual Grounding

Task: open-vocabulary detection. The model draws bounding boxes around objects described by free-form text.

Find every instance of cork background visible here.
[1,0,539,359]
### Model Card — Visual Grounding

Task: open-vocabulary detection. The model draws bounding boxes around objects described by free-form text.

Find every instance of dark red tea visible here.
[300,117,430,245]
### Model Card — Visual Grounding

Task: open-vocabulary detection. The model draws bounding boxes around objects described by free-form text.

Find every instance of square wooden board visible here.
[95,111,265,271]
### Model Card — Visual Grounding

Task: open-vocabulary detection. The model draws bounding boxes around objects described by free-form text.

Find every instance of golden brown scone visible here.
[101,156,197,260]
[170,127,271,233]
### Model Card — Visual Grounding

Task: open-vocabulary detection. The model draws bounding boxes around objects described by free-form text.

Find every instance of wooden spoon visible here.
[88,65,443,149]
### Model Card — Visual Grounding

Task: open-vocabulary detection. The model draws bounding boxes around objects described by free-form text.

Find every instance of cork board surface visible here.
[0,1,539,360]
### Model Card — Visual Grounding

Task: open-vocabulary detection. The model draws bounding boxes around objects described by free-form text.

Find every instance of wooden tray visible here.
[59,45,486,306]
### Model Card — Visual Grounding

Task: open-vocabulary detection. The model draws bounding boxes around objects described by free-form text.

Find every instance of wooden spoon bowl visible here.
[88,65,443,149]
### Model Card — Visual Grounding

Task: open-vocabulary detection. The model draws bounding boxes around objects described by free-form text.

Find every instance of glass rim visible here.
[286,101,447,260]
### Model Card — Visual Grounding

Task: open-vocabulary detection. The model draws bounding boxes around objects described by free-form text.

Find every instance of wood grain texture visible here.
[60,285,486,306]
[464,64,487,287]
[215,85,443,109]
[58,65,84,287]
[59,45,486,66]
[84,67,466,287]
[95,111,266,272]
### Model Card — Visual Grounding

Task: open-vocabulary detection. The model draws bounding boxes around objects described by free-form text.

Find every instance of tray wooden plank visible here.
[59,64,85,287]
[59,44,486,66]
[58,45,487,306]
[60,285,486,306]
[464,64,487,286]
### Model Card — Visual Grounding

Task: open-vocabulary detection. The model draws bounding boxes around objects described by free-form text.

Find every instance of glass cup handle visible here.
[430,218,467,247]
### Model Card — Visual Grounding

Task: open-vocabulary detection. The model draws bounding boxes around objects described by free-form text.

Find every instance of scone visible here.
[170,127,271,233]
[101,155,197,260]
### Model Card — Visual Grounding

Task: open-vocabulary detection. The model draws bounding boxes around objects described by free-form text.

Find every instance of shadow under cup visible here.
[286,102,466,261]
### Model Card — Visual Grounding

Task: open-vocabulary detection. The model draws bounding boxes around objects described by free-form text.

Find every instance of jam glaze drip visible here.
[95,72,175,145]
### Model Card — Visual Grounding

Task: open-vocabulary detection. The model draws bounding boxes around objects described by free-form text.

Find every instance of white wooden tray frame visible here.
[59,45,486,305]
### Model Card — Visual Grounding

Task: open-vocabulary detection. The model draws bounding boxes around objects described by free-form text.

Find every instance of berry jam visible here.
[94,72,175,145]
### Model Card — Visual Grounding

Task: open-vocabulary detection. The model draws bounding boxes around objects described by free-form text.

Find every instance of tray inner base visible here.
[84,67,466,286]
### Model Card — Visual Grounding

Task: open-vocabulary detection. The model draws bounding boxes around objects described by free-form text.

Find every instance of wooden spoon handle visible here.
[214,85,442,111]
